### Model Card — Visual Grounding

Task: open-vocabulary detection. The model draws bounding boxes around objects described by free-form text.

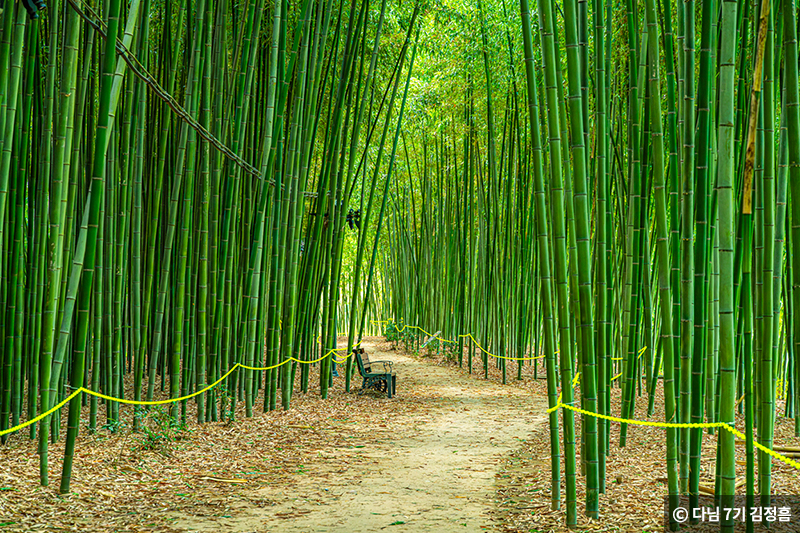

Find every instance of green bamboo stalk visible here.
[717,0,740,529]
[537,0,578,522]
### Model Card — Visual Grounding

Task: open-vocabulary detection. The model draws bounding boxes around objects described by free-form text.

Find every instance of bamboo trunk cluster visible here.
[381,0,800,530]
[0,0,421,494]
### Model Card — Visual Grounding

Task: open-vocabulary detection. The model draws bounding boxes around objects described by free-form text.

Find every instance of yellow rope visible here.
[0,342,358,437]
[6,320,797,477]
[376,320,554,361]
[545,401,800,471]
[375,319,799,471]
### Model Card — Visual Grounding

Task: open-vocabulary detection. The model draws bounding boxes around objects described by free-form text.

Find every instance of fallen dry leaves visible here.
[419,346,800,533]
[0,337,424,532]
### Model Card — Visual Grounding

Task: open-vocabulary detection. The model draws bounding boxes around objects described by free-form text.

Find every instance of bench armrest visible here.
[366,361,393,373]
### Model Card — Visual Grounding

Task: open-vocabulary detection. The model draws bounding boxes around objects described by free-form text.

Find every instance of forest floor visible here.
[2,337,799,532]
[0,338,548,532]
[426,346,800,533]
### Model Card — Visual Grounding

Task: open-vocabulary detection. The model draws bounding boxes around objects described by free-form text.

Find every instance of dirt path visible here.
[176,342,548,533]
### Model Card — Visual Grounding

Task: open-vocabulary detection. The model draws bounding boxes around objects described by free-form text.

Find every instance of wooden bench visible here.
[353,348,396,398]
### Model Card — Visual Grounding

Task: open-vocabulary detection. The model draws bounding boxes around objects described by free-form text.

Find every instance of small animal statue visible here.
[346,208,361,230]
[20,0,47,19]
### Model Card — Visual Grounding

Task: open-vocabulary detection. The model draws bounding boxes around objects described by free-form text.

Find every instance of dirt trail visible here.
[177,342,548,533]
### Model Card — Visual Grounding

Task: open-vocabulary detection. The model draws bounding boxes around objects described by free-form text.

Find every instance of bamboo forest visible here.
[1,0,800,530]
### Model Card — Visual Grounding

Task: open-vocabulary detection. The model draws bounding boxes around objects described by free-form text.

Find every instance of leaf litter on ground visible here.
[417,345,800,533]
[0,337,423,532]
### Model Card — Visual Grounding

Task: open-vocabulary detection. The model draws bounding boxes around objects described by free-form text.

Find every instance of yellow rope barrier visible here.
[374,319,800,472]
[376,321,553,361]
[0,342,358,437]
[15,315,792,472]
[546,400,800,471]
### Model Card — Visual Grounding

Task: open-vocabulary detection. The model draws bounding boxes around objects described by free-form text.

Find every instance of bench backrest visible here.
[354,348,369,376]
[361,350,373,369]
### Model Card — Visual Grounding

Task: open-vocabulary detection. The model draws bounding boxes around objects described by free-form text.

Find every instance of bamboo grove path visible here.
[175,340,548,533]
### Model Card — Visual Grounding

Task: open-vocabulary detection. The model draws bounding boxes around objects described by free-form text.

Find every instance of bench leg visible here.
[386,376,392,399]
